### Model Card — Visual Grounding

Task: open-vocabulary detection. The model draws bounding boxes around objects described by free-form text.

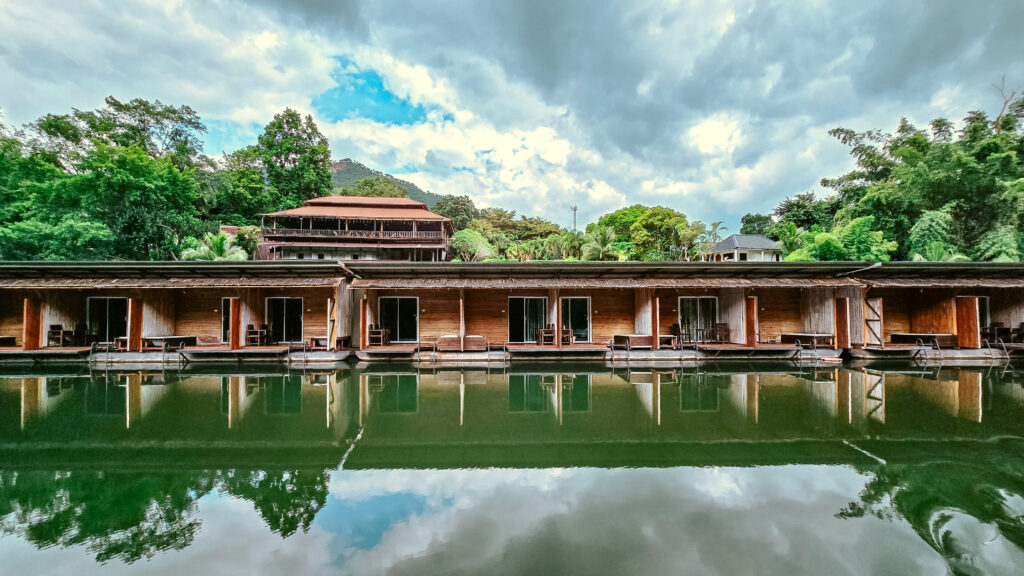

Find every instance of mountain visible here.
[329,158,443,208]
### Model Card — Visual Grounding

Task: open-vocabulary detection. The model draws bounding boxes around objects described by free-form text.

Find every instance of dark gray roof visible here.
[710,234,781,252]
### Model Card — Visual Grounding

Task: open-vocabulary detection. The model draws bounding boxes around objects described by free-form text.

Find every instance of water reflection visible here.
[0,363,1022,574]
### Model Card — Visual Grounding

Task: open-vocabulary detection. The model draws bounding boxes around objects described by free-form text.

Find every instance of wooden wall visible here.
[175,290,227,344]
[800,287,835,334]
[720,288,746,344]
[41,291,86,335]
[0,291,27,344]
[142,290,175,337]
[837,286,865,346]
[634,288,653,335]
[751,288,801,342]
[909,290,956,334]
[989,289,1024,329]
[873,289,911,340]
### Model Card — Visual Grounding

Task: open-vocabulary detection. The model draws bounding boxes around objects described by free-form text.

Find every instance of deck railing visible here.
[262,228,446,241]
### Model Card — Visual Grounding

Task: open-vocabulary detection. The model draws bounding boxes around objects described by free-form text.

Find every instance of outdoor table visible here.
[612,334,654,350]
[780,333,835,348]
[143,336,198,351]
[890,332,957,347]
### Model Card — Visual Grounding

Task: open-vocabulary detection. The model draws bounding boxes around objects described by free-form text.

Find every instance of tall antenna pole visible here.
[571,205,578,232]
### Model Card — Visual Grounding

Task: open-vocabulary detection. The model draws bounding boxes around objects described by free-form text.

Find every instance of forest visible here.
[1,94,1022,262]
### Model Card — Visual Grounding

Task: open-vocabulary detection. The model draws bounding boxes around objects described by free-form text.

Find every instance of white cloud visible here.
[687,114,743,156]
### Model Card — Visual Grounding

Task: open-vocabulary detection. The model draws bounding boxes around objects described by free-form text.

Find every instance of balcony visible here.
[261,227,447,243]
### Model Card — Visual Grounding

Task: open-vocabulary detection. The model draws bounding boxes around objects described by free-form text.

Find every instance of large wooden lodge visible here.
[1,260,1024,365]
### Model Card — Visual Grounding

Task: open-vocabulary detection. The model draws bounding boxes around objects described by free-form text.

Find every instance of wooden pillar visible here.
[22,298,41,351]
[834,297,850,349]
[556,289,563,349]
[746,374,759,423]
[127,298,143,352]
[228,298,241,349]
[745,296,758,347]
[955,297,981,349]
[359,296,368,351]
[459,289,465,352]
[634,288,653,335]
[126,373,142,429]
[651,297,660,350]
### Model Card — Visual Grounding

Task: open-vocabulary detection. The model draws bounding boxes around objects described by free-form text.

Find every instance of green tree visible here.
[450,229,494,261]
[213,145,278,225]
[0,218,115,260]
[907,210,955,258]
[583,226,618,261]
[629,206,688,257]
[596,204,648,242]
[739,213,773,236]
[559,230,585,260]
[258,108,332,207]
[340,176,408,198]
[432,194,480,230]
[180,232,248,261]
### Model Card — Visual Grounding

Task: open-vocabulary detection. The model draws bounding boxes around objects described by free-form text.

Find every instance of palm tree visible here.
[583,226,617,261]
[181,232,249,261]
[673,222,703,261]
[775,222,803,254]
[706,221,727,246]
[912,241,970,262]
[559,230,585,260]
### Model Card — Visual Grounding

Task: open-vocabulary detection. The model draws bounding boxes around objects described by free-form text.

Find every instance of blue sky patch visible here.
[314,56,429,126]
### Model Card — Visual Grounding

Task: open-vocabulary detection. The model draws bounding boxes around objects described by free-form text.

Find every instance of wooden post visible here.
[22,298,41,351]
[634,288,653,335]
[126,373,142,429]
[327,297,336,351]
[745,296,758,347]
[459,289,465,352]
[228,298,241,349]
[556,289,564,349]
[651,297,660,350]
[834,297,850,349]
[127,298,143,352]
[955,297,981,349]
[359,296,368,351]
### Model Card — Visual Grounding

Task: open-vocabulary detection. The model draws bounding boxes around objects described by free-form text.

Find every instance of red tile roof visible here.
[265,195,452,231]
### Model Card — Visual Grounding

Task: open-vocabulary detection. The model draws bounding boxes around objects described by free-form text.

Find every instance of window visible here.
[378,297,418,342]
[508,297,548,343]
[563,375,591,412]
[679,375,721,412]
[264,374,303,415]
[979,296,991,327]
[678,297,718,340]
[560,297,591,342]
[86,297,128,344]
[368,374,418,413]
[221,297,231,343]
[297,253,305,259]
[266,297,303,343]
[318,253,325,260]
[739,252,747,261]
[508,375,550,412]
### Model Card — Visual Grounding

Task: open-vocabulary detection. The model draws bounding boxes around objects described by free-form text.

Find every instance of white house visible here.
[705,234,782,262]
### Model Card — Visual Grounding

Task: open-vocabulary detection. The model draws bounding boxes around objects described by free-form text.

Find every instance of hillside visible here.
[329,158,443,208]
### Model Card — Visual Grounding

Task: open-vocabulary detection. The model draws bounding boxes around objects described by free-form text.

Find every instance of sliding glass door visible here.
[561,297,591,342]
[508,297,547,343]
[266,297,303,343]
[86,297,128,344]
[378,297,418,343]
[678,297,718,340]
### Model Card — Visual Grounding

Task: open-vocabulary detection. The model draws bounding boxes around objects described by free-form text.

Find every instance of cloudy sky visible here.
[1,0,1022,229]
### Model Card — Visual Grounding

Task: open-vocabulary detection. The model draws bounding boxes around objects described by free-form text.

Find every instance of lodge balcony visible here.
[260,227,448,244]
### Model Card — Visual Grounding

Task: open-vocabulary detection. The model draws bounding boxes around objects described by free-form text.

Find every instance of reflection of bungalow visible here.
[705,234,782,262]
[259,196,454,261]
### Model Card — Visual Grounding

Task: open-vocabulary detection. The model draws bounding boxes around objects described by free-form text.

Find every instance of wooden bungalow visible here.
[848,263,1024,358]
[0,261,353,362]
[344,262,869,361]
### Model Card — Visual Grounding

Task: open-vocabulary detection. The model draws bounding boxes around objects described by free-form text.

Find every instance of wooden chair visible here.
[368,324,390,347]
[670,323,692,345]
[560,328,575,346]
[245,324,264,346]
[537,324,556,345]
[46,324,72,347]
[713,323,730,344]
